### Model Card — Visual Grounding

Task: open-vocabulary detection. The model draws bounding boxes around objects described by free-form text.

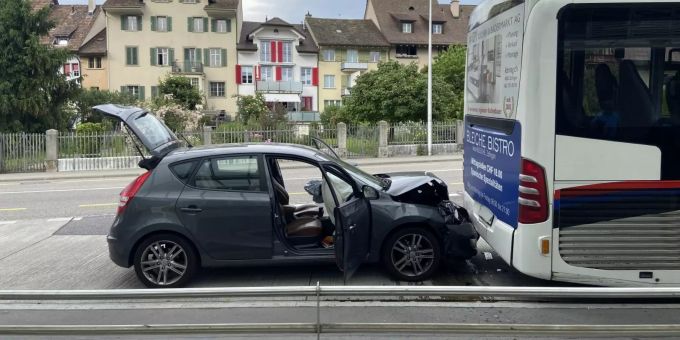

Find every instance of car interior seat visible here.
[268,158,321,222]
[618,59,656,140]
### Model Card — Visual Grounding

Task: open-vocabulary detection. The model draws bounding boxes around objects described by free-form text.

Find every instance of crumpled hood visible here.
[382,171,447,196]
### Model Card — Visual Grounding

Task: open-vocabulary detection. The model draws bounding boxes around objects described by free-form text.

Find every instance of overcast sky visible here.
[58,0,482,23]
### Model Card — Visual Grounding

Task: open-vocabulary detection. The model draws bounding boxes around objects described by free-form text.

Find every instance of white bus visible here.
[463,0,680,286]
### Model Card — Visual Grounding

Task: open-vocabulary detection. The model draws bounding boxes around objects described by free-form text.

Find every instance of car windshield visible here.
[334,157,388,190]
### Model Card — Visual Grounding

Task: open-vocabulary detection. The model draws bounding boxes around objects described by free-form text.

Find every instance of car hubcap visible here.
[140,241,187,286]
[391,233,435,277]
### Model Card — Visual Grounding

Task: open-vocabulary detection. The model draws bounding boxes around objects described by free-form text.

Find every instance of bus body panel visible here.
[464,191,515,264]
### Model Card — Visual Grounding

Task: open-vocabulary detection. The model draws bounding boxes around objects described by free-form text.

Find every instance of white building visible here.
[236,18,319,114]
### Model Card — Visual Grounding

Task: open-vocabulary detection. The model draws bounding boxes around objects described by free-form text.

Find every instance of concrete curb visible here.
[0,155,463,183]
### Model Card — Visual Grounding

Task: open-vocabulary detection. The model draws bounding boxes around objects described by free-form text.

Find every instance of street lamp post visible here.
[427,0,433,156]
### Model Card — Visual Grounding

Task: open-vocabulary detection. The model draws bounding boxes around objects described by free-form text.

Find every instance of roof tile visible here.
[305,18,389,48]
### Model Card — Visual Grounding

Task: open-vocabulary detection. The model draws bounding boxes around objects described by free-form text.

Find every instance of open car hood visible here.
[381,172,449,206]
[93,104,181,160]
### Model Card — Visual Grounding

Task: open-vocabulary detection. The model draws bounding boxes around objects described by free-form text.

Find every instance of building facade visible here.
[364,0,472,69]
[306,18,390,113]
[236,18,319,114]
[102,0,241,115]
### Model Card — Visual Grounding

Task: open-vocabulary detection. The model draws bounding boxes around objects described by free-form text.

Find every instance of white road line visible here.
[0,221,17,225]
[47,217,72,222]
[73,217,83,221]
[449,193,460,197]
[0,187,122,195]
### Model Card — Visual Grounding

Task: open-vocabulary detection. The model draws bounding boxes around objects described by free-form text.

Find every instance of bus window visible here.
[556,4,680,179]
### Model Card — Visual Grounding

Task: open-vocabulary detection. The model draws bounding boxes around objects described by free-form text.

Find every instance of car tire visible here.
[382,227,442,282]
[133,233,198,288]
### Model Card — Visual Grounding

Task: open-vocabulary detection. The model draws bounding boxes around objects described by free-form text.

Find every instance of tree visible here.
[0,1,80,132]
[432,45,467,119]
[157,75,203,110]
[320,104,350,126]
[236,93,268,124]
[73,88,138,123]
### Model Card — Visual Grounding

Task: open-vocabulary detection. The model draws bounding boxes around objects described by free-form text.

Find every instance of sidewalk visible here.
[0,154,462,182]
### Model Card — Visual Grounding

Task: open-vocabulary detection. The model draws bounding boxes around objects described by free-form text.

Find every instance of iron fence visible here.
[346,124,379,158]
[0,133,46,173]
[389,122,457,145]
[58,132,139,159]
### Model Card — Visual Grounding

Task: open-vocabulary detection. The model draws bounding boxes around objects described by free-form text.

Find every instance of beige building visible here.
[364,0,473,69]
[102,0,241,115]
[306,18,390,113]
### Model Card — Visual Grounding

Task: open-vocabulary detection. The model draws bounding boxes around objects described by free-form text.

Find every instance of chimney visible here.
[450,0,460,18]
[88,0,95,15]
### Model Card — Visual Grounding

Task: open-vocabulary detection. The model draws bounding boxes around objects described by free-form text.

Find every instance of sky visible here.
[58,0,482,23]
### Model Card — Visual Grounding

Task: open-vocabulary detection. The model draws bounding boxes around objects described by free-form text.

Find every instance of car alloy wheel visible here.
[133,234,197,288]
[383,228,441,282]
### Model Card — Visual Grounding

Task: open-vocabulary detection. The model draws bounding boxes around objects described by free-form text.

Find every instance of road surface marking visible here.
[73,217,83,221]
[47,217,72,222]
[0,187,122,195]
[79,203,118,208]
[0,221,17,225]
[289,192,307,196]
[449,182,463,185]
[0,208,26,212]
[449,193,460,197]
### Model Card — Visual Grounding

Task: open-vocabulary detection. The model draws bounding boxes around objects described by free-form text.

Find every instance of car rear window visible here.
[192,156,263,192]
[170,161,198,183]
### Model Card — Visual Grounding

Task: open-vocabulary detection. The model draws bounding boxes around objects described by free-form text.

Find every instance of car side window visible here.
[192,155,263,192]
[170,160,198,183]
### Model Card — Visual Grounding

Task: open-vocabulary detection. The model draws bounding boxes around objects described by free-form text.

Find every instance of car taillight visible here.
[518,158,548,224]
[118,171,151,215]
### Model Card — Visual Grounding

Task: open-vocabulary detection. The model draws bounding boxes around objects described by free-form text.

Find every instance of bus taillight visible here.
[518,158,548,224]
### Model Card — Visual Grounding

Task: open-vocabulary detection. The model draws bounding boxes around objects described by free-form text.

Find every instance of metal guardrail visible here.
[2,285,680,300]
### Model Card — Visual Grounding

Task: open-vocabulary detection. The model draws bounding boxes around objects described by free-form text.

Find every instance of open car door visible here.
[312,136,341,160]
[322,163,371,282]
[93,104,181,163]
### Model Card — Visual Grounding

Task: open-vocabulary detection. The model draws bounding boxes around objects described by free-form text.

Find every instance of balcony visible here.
[171,61,204,75]
[341,87,352,96]
[256,80,303,94]
[341,62,369,71]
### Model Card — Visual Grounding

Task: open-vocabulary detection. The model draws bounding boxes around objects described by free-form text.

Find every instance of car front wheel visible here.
[382,227,441,282]
[133,234,198,288]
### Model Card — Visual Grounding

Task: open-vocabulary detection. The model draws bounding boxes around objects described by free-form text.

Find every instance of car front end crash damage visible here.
[376,171,479,259]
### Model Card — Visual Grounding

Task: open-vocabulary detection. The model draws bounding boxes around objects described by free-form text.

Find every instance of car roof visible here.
[164,143,331,163]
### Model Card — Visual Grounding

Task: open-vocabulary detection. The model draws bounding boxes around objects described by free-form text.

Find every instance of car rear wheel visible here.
[382,227,441,282]
[133,234,198,288]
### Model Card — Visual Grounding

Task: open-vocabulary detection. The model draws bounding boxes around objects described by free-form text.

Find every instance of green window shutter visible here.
[227,19,232,32]
[184,48,190,61]
[167,17,172,32]
[120,86,126,93]
[150,16,156,31]
[125,47,131,65]
[211,19,216,32]
[187,17,193,32]
[203,18,208,33]
[121,15,126,30]
[138,86,145,100]
[151,86,159,99]
[203,48,210,67]
[196,48,203,66]
[150,48,157,66]
[168,48,175,66]
[137,16,142,31]
[221,49,227,67]
[133,47,138,65]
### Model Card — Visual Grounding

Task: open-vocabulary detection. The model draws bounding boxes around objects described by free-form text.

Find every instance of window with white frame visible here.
[216,19,228,33]
[261,66,273,80]
[157,16,168,32]
[323,75,335,88]
[193,17,204,32]
[433,23,443,34]
[282,41,293,63]
[402,22,412,33]
[241,66,253,84]
[346,49,359,63]
[209,82,225,97]
[88,57,102,69]
[157,48,170,66]
[301,68,312,85]
[126,85,141,99]
[322,49,335,61]
[281,67,293,81]
[126,16,139,31]
[324,100,342,107]
[209,48,221,67]
[260,40,271,62]
[189,77,200,89]
[370,51,381,62]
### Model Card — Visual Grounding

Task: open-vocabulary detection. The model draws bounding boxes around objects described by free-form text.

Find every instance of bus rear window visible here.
[556,4,680,179]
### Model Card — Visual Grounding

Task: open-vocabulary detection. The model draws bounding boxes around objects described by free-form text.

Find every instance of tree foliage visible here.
[320,104,350,126]
[157,75,203,110]
[236,93,268,124]
[344,46,467,124]
[74,89,138,123]
[0,1,80,132]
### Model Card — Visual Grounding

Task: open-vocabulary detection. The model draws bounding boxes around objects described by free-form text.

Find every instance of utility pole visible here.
[427,0,433,156]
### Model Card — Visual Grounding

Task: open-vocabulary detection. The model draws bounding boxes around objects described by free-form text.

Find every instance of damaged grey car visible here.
[99,104,478,288]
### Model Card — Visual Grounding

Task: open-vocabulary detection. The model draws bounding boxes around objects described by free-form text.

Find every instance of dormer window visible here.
[54,37,69,46]
[402,22,413,33]
[433,23,443,34]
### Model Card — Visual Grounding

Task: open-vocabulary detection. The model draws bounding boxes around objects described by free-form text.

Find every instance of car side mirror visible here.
[362,185,379,200]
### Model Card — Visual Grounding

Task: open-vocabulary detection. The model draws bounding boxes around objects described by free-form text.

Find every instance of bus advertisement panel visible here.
[464,3,525,228]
